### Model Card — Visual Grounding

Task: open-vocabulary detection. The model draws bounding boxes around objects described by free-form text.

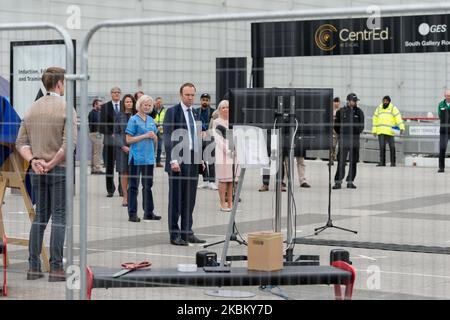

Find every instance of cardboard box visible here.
[247,232,283,271]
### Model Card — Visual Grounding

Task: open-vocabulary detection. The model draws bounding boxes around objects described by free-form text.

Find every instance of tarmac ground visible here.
[1,159,450,300]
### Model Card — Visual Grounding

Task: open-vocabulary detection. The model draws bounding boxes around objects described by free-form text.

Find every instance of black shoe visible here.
[390,164,396,167]
[27,269,44,280]
[438,168,445,173]
[48,269,66,282]
[184,235,206,244]
[91,171,105,175]
[170,238,188,246]
[300,182,311,188]
[119,193,124,197]
[106,193,114,197]
[332,183,341,190]
[143,214,161,221]
[128,216,141,222]
[347,182,357,189]
[376,163,385,167]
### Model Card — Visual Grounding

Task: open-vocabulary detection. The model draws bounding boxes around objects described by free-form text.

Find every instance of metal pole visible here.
[220,168,245,268]
[275,97,283,233]
[62,33,75,304]
[286,96,296,254]
[78,1,450,297]
[0,22,75,300]
[78,32,90,301]
[79,2,450,33]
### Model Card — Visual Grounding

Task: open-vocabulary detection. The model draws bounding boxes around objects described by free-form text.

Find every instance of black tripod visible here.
[314,130,358,235]
[204,222,246,248]
[204,131,246,249]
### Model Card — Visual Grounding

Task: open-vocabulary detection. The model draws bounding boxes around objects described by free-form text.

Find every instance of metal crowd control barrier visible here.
[78,2,450,300]
[0,22,76,300]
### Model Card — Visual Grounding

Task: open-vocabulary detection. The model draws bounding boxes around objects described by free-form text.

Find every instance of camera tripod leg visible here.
[331,225,358,234]
[314,220,357,235]
[229,232,247,245]
[314,226,327,235]
[204,231,247,249]
[203,240,225,249]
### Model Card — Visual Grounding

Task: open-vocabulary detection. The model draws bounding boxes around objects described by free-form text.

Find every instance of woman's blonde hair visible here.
[217,100,229,111]
[136,95,154,114]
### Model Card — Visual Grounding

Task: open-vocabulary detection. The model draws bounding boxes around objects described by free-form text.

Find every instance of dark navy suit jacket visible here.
[163,103,201,173]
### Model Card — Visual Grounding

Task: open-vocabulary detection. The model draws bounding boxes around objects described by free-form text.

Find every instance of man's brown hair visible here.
[179,83,196,94]
[41,67,66,91]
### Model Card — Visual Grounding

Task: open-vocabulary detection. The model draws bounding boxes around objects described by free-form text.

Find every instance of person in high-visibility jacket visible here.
[153,97,166,167]
[372,96,405,167]
[437,90,450,172]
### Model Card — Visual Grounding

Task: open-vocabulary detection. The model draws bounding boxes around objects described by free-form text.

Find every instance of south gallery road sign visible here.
[252,14,450,58]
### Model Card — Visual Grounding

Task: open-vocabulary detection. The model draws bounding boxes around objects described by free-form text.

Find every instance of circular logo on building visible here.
[315,24,337,51]
[418,23,430,36]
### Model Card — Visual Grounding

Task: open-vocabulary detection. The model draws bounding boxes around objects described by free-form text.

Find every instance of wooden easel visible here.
[0,144,50,272]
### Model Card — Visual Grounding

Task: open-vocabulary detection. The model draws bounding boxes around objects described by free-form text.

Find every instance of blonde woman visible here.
[212,100,240,211]
[125,95,161,222]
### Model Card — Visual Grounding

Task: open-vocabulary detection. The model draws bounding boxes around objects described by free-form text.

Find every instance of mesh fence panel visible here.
[1,0,450,301]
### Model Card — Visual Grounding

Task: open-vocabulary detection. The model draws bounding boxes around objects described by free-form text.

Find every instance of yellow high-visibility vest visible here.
[154,108,166,134]
[372,103,405,136]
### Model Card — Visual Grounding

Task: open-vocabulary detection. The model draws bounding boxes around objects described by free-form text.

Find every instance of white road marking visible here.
[1,220,224,237]
[356,255,377,261]
[280,228,303,233]
[355,268,450,280]
[353,254,387,261]
[80,247,193,259]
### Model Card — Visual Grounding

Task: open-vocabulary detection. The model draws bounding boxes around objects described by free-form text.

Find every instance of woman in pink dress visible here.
[212,100,240,211]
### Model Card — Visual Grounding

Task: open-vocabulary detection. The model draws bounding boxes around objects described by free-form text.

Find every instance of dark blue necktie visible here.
[187,108,196,151]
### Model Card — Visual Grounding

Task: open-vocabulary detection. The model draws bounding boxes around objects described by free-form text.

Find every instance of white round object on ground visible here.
[204,289,256,298]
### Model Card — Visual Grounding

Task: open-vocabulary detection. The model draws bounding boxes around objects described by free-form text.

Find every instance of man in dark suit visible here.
[198,93,217,190]
[163,83,206,246]
[99,87,122,197]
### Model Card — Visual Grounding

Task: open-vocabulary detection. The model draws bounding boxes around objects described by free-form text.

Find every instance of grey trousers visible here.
[89,132,104,171]
[29,166,66,271]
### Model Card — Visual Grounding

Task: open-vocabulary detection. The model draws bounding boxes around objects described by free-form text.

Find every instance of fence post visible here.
[0,22,75,300]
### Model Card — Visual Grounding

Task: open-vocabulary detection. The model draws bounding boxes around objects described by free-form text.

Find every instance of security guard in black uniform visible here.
[333,93,365,189]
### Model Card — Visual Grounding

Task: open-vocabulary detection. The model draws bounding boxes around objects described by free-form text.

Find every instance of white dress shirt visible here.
[170,102,198,165]
[113,100,121,114]
[181,101,197,151]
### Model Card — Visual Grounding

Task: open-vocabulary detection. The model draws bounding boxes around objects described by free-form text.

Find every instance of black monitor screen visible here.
[228,87,333,151]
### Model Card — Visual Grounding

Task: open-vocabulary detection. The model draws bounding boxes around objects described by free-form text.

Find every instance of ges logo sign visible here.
[418,23,447,36]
